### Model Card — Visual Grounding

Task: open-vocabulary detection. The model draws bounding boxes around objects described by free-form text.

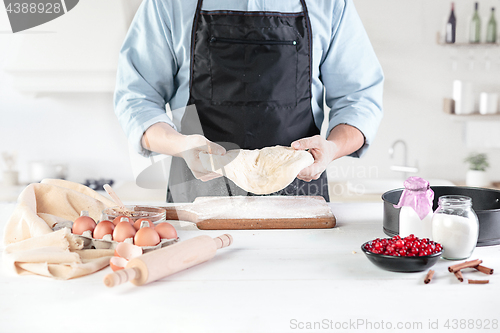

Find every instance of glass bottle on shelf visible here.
[486,7,497,43]
[469,2,481,43]
[446,2,457,43]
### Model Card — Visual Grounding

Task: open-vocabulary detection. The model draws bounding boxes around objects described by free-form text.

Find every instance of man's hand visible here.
[178,134,226,181]
[141,123,225,182]
[291,124,365,182]
[291,135,338,182]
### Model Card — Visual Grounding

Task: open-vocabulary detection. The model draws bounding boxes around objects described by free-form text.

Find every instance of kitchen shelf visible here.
[436,32,499,48]
[442,98,500,120]
[438,42,500,48]
[446,113,500,121]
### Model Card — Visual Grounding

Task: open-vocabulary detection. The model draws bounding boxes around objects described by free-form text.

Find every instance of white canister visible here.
[432,195,479,260]
[30,161,67,182]
[479,92,498,115]
[2,170,19,186]
[453,80,475,115]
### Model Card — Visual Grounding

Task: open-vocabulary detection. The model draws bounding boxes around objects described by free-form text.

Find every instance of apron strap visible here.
[189,0,205,92]
[298,0,313,101]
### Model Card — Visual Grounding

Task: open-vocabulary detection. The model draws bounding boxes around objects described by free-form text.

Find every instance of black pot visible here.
[382,186,500,247]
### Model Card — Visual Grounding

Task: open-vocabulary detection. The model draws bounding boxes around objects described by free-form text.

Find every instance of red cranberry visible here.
[365,236,442,257]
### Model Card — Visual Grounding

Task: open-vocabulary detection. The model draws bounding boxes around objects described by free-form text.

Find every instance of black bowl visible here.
[382,186,500,247]
[361,241,442,272]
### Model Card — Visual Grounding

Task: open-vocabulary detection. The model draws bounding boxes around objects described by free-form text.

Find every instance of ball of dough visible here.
[199,145,314,194]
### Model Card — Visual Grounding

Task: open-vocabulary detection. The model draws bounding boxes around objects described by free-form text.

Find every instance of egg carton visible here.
[52,221,179,253]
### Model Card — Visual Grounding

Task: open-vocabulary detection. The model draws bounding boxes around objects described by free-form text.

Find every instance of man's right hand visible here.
[141,123,226,181]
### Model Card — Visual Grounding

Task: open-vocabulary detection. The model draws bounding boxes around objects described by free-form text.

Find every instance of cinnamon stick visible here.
[468,279,489,284]
[424,270,435,284]
[454,270,464,282]
[448,259,483,273]
[474,265,494,275]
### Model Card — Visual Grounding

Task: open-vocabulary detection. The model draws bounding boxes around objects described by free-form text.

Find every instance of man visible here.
[114,0,383,202]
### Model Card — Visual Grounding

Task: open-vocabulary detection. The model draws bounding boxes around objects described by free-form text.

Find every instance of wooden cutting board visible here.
[162,196,336,230]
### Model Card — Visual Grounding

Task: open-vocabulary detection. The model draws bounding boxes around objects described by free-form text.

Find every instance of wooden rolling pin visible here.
[104,234,232,287]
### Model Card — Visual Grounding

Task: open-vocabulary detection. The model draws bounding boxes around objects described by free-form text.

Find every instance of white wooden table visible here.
[1,201,499,333]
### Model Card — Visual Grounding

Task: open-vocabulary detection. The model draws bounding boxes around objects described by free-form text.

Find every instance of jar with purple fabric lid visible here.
[394,177,435,239]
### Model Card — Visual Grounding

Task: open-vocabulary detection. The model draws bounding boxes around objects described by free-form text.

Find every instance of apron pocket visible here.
[208,36,298,107]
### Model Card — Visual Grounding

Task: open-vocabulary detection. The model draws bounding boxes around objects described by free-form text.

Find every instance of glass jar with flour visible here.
[394,177,434,239]
[432,195,479,260]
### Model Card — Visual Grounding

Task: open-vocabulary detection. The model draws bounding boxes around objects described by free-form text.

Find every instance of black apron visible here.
[167,0,329,203]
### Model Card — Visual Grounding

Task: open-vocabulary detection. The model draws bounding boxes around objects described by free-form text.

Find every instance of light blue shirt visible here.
[114,0,384,158]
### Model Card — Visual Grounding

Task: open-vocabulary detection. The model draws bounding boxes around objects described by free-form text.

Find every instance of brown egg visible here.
[113,215,131,226]
[134,227,161,247]
[72,216,97,235]
[155,222,177,239]
[113,221,137,242]
[133,218,154,231]
[93,220,115,240]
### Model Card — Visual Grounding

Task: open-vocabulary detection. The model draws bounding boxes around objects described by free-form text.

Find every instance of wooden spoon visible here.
[103,184,129,213]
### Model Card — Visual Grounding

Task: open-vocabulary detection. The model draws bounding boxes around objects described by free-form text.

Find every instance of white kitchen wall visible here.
[0,0,499,193]
[0,1,137,185]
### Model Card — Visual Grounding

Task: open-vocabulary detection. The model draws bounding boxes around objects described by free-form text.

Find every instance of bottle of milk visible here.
[432,195,479,260]
[394,177,434,239]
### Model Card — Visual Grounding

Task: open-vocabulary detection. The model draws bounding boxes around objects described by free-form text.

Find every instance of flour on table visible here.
[199,146,314,194]
[187,196,332,219]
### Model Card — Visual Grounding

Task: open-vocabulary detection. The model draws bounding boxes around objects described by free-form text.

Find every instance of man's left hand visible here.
[291,135,338,182]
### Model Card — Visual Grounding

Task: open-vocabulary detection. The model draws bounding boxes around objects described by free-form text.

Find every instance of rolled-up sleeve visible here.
[322,0,384,157]
[114,0,178,157]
